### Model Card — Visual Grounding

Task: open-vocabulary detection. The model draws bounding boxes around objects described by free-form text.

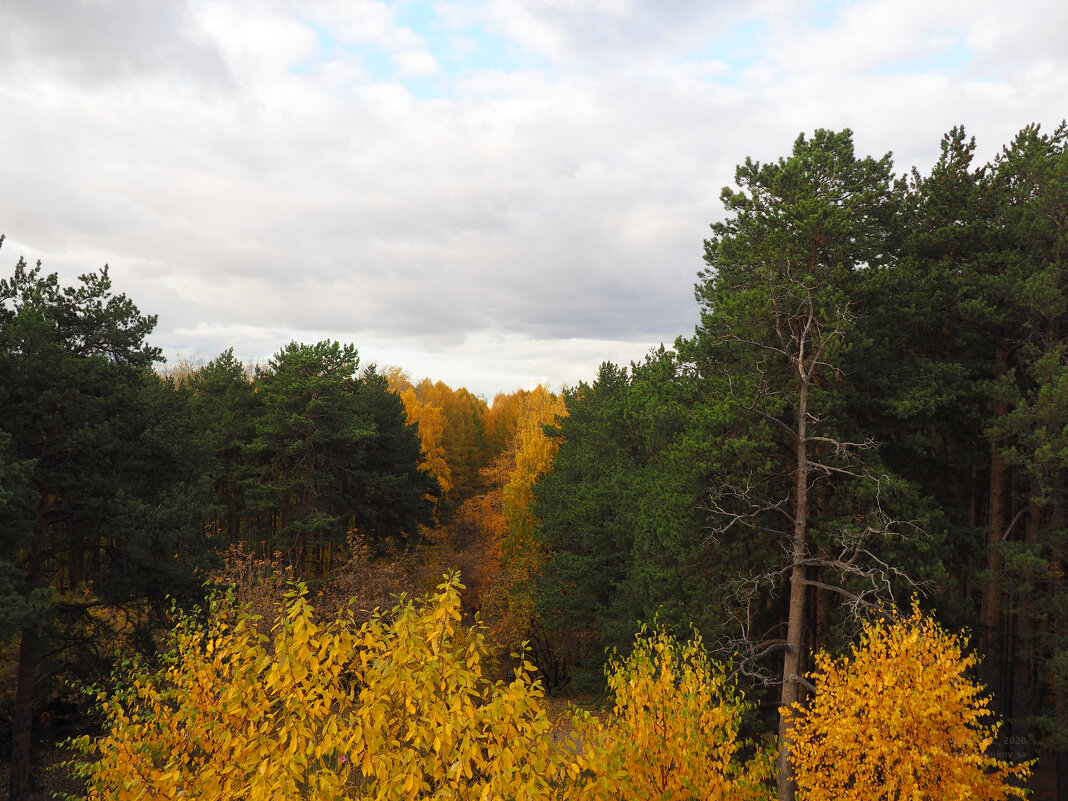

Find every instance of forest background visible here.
[2,121,1067,800]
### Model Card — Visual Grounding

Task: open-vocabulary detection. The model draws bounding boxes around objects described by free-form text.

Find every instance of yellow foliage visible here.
[481,386,566,651]
[582,627,774,801]
[786,604,1033,801]
[74,575,776,801]
[501,385,566,540]
[74,574,608,801]
[398,387,453,497]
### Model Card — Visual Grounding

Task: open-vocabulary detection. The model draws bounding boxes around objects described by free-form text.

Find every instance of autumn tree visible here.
[388,369,453,499]
[427,381,493,504]
[387,377,493,508]
[589,626,774,801]
[479,386,566,655]
[486,388,530,453]
[787,604,1032,800]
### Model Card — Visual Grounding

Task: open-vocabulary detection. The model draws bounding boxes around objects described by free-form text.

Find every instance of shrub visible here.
[585,626,774,801]
[786,604,1032,801]
[75,574,588,800]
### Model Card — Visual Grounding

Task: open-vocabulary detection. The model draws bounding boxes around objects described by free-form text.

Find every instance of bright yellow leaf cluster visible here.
[488,386,567,648]
[501,385,567,542]
[786,604,1033,801]
[585,627,774,801]
[74,575,613,801]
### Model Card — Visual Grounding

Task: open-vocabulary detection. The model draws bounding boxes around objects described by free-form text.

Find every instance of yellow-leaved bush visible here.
[73,576,771,800]
[75,574,606,801]
[786,604,1033,801]
[578,626,774,801]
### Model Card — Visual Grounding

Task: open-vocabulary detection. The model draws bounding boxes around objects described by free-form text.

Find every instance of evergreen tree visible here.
[244,341,371,570]
[535,351,727,689]
[345,365,438,545]
[0,246,213,801]
[243,343,436,573]
[678,130,910,801]
[982,123,1068,776]
[185,348,258,544]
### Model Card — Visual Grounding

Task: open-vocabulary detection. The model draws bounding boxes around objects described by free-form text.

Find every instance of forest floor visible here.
[0,734,88,801]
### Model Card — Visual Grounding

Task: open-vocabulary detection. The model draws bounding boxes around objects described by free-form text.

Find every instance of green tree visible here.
[858,124,1068,777]
[243,343,436,573]
[244,341,370,570]
[185,348,258,544]
[0,244,213,801]
[534,351,727,689]
[846,126,990,622]
[678,129,910,801]
[980,123,1068,768]
[345,365,438,544]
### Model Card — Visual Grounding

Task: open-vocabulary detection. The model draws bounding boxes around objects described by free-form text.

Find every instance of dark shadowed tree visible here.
[0,243,213,801]
[242,343,437,574]
[345,365,438,545]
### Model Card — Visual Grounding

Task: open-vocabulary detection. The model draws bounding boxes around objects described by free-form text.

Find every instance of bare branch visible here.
[805,435,878,453]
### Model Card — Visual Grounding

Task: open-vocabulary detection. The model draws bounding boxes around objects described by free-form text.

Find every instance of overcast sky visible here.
[1,0,1065,398]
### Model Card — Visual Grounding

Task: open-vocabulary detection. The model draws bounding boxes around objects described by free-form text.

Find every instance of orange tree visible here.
[786,604,1032,801]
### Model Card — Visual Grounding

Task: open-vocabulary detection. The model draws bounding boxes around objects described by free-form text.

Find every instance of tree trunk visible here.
[10,511,48,801]
[777,381,809,801]
[1010,497,1040,748]
[983,333,1010,702]
[10,627,38,801]
[1057,641,1068,801]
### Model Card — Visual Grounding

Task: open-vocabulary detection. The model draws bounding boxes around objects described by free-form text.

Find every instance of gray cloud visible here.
[0,0,229,86]
[2,0,1067,396]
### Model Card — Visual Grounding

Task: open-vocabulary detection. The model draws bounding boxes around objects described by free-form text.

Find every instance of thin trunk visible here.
[969,461,979,528]
[816,580,831,648]
[777,380,808,801]
[1058,616,1068,801]
[1010,497,1039,746]
[983,446,1007,687]
[68,545,83,592]
[1053,500,1068,801]
[11,628,38,801]
[983,333,1009,698]
[10,511,48,801]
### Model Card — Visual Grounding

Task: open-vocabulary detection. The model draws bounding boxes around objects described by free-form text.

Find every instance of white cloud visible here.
[393,49,441,75]
[1,0,1067,395]
[305,0,428,51]
[443,0,743,66]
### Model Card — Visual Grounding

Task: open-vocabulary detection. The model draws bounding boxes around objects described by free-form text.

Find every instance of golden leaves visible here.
[584,627,774,801]
[77,573,595,801]
[787,603,1033,801]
